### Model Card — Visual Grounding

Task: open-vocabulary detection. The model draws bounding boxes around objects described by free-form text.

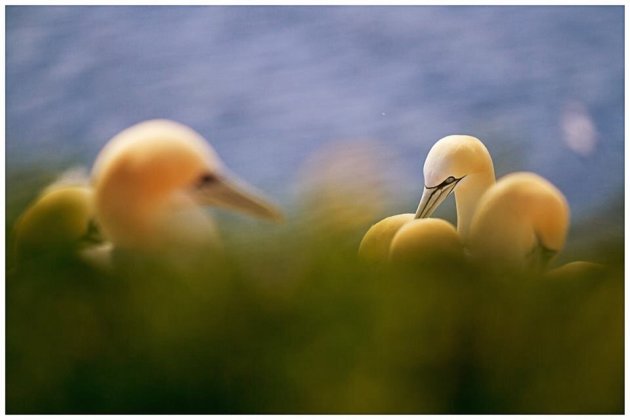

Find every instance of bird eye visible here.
[197,173,218,187]
[445,176,456,184]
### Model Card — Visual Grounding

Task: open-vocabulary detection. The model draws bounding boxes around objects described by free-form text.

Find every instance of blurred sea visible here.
[5,6,624,245]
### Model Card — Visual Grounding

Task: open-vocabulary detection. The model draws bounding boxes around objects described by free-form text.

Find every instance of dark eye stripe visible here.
[425,175,464,190]
[197,173,219,187]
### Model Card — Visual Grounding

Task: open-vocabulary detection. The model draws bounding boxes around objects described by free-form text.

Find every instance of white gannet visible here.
[414,136,598,275]
[468,172,570,273]
[415,135,496,242]
[359,135,494,262]
[370,134,593,275]
[91,119,282,257]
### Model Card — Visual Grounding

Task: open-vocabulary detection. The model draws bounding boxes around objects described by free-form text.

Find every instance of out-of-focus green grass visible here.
[6,179,624,414]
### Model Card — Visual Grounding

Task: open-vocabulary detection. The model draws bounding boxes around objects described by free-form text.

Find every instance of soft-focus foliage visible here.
[6,181,623,414]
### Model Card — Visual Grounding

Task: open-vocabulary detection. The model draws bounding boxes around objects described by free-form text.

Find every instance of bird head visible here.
[92,119,282,250]
[415,135,494,219]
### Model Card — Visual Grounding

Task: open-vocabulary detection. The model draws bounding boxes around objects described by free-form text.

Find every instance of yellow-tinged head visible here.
[415,135,495,240]
[422,135,494,190]
[92,119,282,252]
[93,120,220,201]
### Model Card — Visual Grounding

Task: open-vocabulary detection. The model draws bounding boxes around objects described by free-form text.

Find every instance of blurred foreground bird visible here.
[468,172,569,273]
[13,170,98,259]
[14,183,93,256]
[91,119,282,261]
[359,214,464,264]
[389,218,464,264]
[545,260,605,280]
[12,169,114,270]
[358,213,415,261]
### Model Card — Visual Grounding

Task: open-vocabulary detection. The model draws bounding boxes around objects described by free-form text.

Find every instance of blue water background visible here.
[6,6,624,238]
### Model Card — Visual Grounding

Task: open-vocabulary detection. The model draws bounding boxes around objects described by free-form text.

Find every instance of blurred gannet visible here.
[12,168,111,269]
[15,168,111,269]
[92,119,282,257]
[14,184,94,256]
[389,218,464,264]
[358,213,415,261]
[468,172,570,273]
[545,261,605,280]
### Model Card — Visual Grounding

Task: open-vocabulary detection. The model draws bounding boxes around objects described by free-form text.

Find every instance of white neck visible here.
[454,171,495,243]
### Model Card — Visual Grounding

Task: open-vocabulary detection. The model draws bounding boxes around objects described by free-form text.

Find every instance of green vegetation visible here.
[6,179,623,414]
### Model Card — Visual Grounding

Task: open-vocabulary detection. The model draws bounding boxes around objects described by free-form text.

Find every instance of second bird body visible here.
[468,172,570,272]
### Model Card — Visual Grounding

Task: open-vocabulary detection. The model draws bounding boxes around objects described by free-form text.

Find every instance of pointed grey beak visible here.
[414,182,458,219]
[195,172,283,222]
